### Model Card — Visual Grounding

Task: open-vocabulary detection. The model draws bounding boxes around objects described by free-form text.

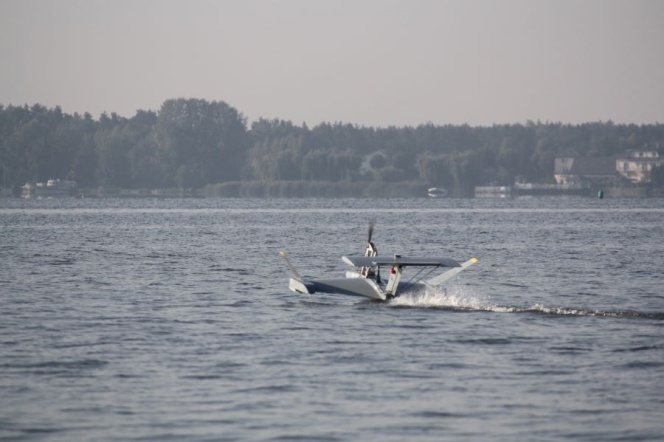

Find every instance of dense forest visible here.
[1,98,663,197]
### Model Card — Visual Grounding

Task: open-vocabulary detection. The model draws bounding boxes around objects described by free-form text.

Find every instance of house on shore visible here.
[554,150,619,186]
[21,179,79,198]
[616,149,662,183]
[555,148,661,186]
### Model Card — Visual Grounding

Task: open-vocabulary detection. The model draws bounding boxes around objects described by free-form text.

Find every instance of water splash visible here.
[389,284,496,311]
[388,285,664,320]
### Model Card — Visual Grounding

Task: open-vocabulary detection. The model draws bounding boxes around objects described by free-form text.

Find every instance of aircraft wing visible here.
[342,255,461,268]
[425,257,479,286]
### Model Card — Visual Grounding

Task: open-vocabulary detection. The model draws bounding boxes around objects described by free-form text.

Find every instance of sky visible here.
[1,0,663,127]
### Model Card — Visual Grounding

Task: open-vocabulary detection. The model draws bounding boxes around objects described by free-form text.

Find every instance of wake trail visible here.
[388,285,664,320]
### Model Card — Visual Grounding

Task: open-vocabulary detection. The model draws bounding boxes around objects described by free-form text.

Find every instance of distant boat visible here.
[21,179,79,199]
[427,187,447,198]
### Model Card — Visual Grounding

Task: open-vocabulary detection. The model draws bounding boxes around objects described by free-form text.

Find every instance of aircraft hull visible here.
[290,277,386,300]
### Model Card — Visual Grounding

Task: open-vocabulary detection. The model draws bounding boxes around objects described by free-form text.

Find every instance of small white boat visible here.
[427,187,448,197]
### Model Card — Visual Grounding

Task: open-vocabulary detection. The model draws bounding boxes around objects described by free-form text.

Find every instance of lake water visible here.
[1,197,663,441]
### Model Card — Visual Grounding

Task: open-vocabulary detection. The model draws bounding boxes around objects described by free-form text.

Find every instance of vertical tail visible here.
[279,251,303,282]
[279,251,314,294]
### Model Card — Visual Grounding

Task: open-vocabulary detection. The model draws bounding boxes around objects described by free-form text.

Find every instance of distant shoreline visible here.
[56,181,654,199]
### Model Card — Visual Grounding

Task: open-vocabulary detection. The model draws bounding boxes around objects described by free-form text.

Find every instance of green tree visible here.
[155,98,248,188]
[95,126,132,188]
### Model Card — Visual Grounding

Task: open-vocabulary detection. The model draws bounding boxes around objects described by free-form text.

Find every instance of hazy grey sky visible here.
[1,0,663,126]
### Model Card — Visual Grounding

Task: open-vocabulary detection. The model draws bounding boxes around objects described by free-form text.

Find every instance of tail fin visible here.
[425,257,478,286]
[279,251,303,281]
[279,251,315,294]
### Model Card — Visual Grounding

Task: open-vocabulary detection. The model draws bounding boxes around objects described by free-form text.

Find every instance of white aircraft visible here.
[280,222,478,301]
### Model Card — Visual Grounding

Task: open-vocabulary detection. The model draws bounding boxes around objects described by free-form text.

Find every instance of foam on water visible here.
[389,285,664,320]
[526,304,664,320]
[389,284,495,310]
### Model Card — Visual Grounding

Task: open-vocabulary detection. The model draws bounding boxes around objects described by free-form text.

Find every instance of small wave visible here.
[0,359,109,376]
[0,359,108,370]
[613,345,661,353]
[215,267,251,275]
[48,258,75,266]
[388,286,664,320]
[620,361,664,369]
[526,304,664,320]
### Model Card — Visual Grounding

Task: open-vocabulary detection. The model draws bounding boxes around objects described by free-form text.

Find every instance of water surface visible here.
[1,197,663,441]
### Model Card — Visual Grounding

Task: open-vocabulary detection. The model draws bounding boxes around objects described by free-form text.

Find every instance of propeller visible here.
[367,219,375,244]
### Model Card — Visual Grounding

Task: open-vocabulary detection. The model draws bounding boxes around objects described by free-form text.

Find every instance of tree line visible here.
[1,98,663,196]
